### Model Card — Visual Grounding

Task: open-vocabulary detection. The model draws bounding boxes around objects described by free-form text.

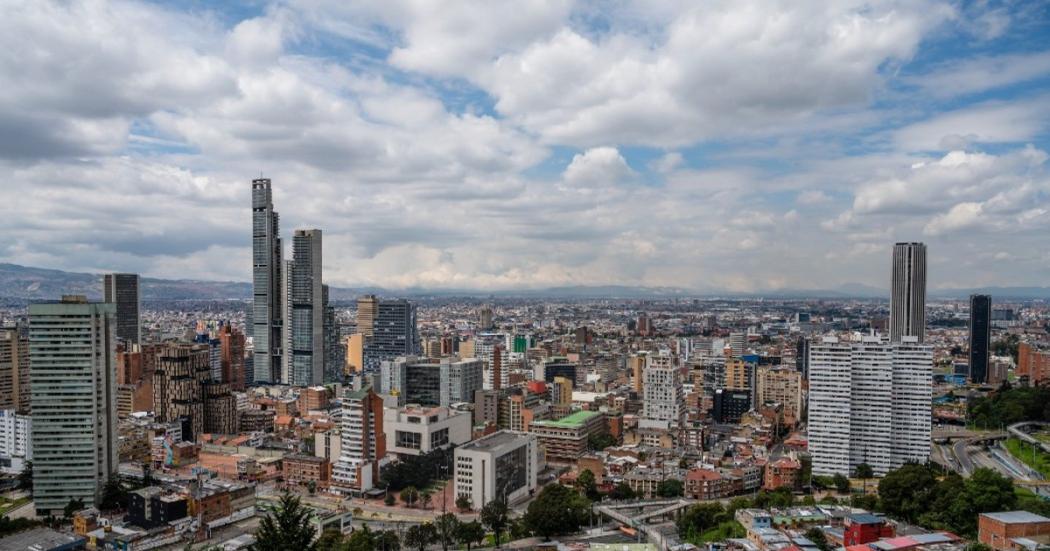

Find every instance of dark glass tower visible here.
[969,294,992,384]
[103,273,140,345]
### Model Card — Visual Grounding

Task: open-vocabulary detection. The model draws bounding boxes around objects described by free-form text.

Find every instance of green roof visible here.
[533,410,601,428]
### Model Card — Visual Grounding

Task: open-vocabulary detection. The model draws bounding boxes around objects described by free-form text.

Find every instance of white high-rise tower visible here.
[890,242,926,343]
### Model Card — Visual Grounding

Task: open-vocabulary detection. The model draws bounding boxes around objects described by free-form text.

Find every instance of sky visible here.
[2,0,1050,293]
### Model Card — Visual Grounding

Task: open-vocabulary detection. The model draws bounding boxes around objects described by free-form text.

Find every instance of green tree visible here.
[403,523,437,551]
[17,461,32,493]
[455,494,472,512]
[524,484,590,540]
[385,493,397,506]
[577,469,600,501]
[964,544,993,551]
[375,530,400,551]
[854,463,874,479]
[832,473,850,494]
[805,527,832,551]
[480,499,509,548]
[435,513,460,551]
[63,498,85,520]
[457,520,486,551]
[677,503,729,542]
[100,478,129,511]
[314,529,345,551]
[609,482,635,501]
[345,526,375,551]
[878,463,939,523]
[400,486,420,508]
[657,479,684,498]
[250,493,317,551]
[588,433,617,451]
[421,492,433,510]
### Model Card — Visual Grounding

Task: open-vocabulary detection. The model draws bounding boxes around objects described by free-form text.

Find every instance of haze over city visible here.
[4,1,1050,292]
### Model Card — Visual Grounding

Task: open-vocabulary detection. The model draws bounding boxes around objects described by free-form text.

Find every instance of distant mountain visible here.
[2,262,1048,302]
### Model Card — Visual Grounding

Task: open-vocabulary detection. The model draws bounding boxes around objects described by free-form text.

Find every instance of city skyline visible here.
[2,2,1049,292]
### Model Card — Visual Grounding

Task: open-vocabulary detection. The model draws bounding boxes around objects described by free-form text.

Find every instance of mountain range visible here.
[0,262,1047,301]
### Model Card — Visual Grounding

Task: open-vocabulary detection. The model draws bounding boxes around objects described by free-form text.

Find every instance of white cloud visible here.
[923,202,984,235]
[562,146,636,187]
[909,51,1050,99]
[892,99,1050,151]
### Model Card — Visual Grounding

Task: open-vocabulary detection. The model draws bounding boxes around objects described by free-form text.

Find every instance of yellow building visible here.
[345,333,364,374]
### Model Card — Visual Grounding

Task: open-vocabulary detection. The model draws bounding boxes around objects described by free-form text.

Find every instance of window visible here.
[396,430,422,449]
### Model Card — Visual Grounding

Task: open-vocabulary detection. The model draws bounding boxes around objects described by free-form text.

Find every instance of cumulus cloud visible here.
[562,147,636,187]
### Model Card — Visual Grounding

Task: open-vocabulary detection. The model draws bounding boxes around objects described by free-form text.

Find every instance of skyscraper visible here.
[29,296,118,515]
[889,242,927,343]
[153,343,236,440]
[252,178,283,383]
[332,387,386,493]
[642,354,683,426]
[219,324,246,392]
[289,229,324,386]
[807,335,931,476]
[969,294,992,384]
[103,273,141,345]
[356,295,377,337]
[363,299,419,371]
[323,285,345,384]
[0,328,29,413]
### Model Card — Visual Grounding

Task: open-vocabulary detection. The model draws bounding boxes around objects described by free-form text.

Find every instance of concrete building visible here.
[642,355,683,426]
[384,406,472,456]
[103,273,141,345]
[287,229,325,386]
[356,295,377,337]
[314,427,341,462]
[808,335,932,476]
[381,356,483,407]
[454,430,541,508]
[332,387,386,493]
[756,366,802,426]
[29,296,118,516]
[153,343,236,440]
[551,376,573,406]
[890,242,927,343]
[1019,343,1050,386]
[529,410,606,463]
[0,409,31,475]
[251,178,284,383]
[0,328,29,412]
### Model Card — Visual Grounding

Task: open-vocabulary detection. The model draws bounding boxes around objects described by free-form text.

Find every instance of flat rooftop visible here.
[983,511,1050,524]
[532,410,602,429]
[0,527,86,550]
[461,430,527,452]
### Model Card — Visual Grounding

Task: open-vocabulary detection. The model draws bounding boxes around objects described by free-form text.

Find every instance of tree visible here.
[17,461,32,493]
[577,469,600,501]
[250,492,317,551]
[100,478,128,511]
[421,491,433,510]
[346,526,376,551]
[63,498,85,520]
[524,484,590,540]
[832,473,850,494]
[457,520,486,551]
[455,494,472,512]
[609,482,635,501]
[385,493,397,506]
[435,513,460,551]
[878,463,939,523]
[315,529,345,551]
[400,486,420,508]
[964,544,993,551]
[854,463,874,479]
[677,503,728,541]
[403,523,437,551]
[657,479,684,498]
[375,530,401,551]
[480,499,509,548]
[805,527,832,551]
[588,433,617,451]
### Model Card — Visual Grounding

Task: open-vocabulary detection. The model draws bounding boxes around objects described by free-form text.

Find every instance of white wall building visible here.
[454,430,541,508]
[384,406,471,457]
[808,335,932,476]
[0,409,31,475]
[642,354,683,427]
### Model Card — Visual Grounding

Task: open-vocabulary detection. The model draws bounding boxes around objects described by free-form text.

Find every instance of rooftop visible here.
[982,511,1050,524]
[0,527,86,550]
[532,410,602,428]
[460,430,529,452]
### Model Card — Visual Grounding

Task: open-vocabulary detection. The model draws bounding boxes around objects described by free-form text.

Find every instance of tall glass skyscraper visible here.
[252,179,283,383]
[969,294,992,384]
[889,242,927,343]
[29,296,118,515]
[103,273,140,345]
[289,229,324,386]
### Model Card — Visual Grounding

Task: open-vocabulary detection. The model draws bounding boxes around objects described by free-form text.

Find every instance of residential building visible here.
[551,376,573,406]
[763,457,801,491]
[332,387,386,493]
[979,511,1050,550]
[384,406,472,456]
[1019,343,1050,385]
[0,409,31,475]
[756,366,803,426]
[529,410,606,463]
[808,335,932,476]
[346,333,364,374]
[153,343,236,440]
[103,273,141,345]
[643,356,683,426]
[890,242,927,343]
[252,178,284,383]
[29,296,118,516]
[844,514,895,546]
[298,386,329,412]
[454,430,540,507]
[685,468,726,500]
[283,455,330,489]
[0,328,29,412]
[970,294,992,384]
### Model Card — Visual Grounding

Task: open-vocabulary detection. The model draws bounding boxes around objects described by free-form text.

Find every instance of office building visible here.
[713,389,751,423]
[219,324,246,392]
[356,295,377,337]
[251,178,284,383]
[540,357,578,384]
[729,332,746,357]
[384,406,472,457]
[332,387,386,493]
[29,296,118,515]
[288,229,325,386]
[642,355,683,426]
[454,430,541,507]
[969,294,992,384]
[0,409,31,475]
[796,336,810,379]
[479,307,494,330]
[346,333,364,374]
[629,354,645,393]
[363,299,419,371]
[529,410,606,463]
[890,242,927,343]
[381,356,483,407]
[323,285,344,383]
[808,335,932,476]
[152,343,236,440]
[0,328,29,413]
[103,273,141,345]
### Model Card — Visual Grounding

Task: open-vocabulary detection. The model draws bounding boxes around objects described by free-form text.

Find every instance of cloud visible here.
[908,51,1050,99]
[562,146,636,187]
[892,99,1050,151]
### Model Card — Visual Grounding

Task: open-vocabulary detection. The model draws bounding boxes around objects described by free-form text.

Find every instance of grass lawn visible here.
[0,496,29,516]
[1004,438,1050,478]
[685,520,746,545]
